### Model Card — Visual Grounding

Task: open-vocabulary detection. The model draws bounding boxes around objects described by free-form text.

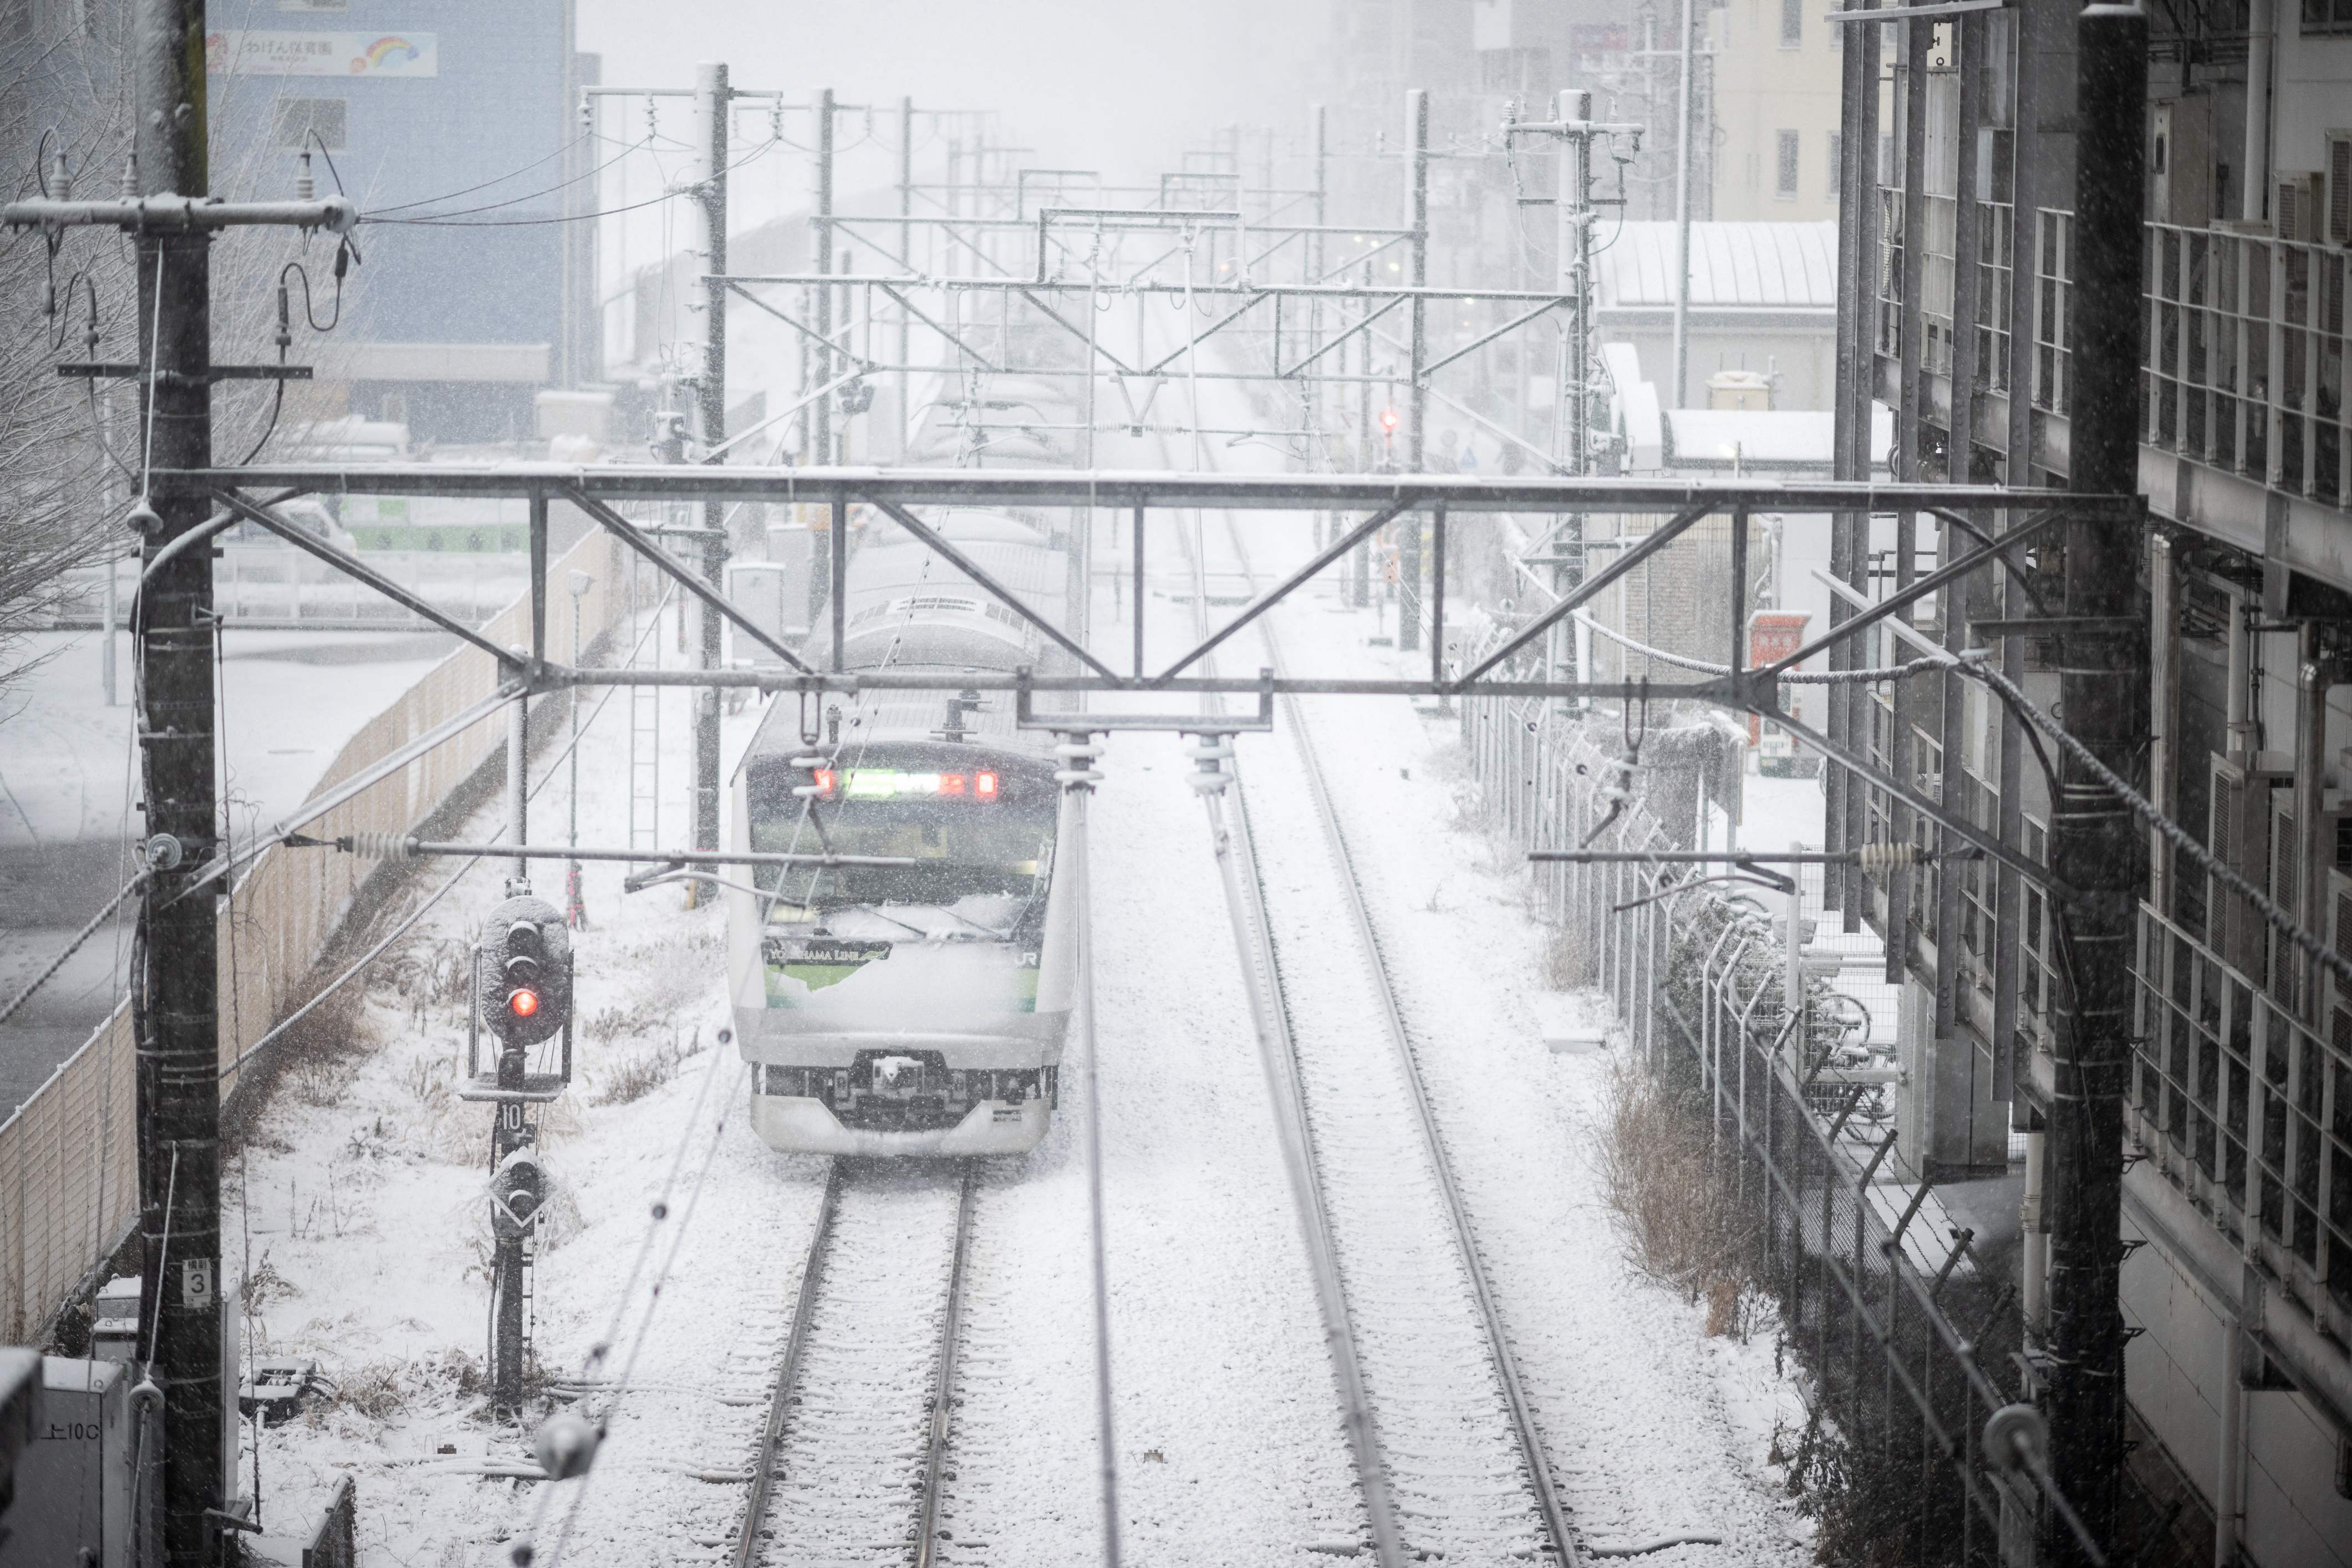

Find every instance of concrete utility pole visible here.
[899,95,915,461]
[1401,88,1429,653]
[136,3,223,1560]
[2043,3,2150,1556]
[810,88,837,629]
[4,6,358,1552]
[692,61,730,855]
[1669,0,1698,409]
[1557,89,1596,693]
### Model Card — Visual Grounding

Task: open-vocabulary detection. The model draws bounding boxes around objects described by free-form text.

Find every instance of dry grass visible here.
[385,930,478,1015]
[333,1361,406,1421]
[1597,1057,1766,1336]
[241,1252,299,1310]
[1542,922,1595,989]
[221,955,377,1151]
[398,1053,584,1164]
[592,1027,702,1106]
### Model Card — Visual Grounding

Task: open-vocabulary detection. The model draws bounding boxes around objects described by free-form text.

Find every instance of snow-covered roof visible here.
[1658,408,1893,472]
[1594,223,1839,312]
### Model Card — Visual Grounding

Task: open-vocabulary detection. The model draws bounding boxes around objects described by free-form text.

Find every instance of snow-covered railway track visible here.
[732,1160,976,1568]
[1207,531,1582,1567]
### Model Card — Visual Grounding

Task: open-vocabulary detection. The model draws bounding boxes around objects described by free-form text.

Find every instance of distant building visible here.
[1709,0,1842,221]
[1594,220,1839,408]
[205,0,595,446]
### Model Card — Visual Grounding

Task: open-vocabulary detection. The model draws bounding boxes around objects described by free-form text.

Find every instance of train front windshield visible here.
[750,765,1055,918]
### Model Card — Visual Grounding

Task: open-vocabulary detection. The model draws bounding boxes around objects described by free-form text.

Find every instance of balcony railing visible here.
[1881,184,2351,509]
[2132,903,2351,1341]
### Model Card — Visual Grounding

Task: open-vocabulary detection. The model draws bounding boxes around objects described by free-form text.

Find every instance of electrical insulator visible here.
[477,895,572,1045]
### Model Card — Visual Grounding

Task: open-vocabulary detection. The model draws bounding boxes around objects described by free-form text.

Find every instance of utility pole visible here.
[1401,87,1429,653]
[1555,89,1596,695]
[1669,0,1698,409]
[692,61,730,856]
[4,29,355,1551]
[1308,104,1326,547]
[136,4,224,1560]
[566,569,592,928]
[2042,3,2149,1557]
[899,94,915,461]
[810,88,836,630]
[1501,94,1637,695]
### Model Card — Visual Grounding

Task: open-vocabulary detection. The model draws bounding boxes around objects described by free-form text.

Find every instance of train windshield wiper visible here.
[918,904,1014,941]
[826,903,1012,943]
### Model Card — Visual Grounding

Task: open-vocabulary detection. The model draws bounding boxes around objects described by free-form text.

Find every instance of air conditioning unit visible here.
[2208,751,2293,978]
[2269,790,2352,1009]
[2277,172,2326,243]
[2150,98,2213,228]
[2326,868,2352,1035]
[2329,135,2352,247]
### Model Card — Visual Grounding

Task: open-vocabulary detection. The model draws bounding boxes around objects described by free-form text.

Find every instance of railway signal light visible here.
[490,1148,543,1240]
[477,895,572,1046]
[1378,406,1399,434]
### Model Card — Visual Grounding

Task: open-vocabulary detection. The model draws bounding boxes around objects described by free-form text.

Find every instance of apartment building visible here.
[1712,0,1844,221]
[1834,0,2352,1558]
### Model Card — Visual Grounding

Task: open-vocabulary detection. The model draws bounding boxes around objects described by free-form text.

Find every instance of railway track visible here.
[1192,494,1582,1563]
[732,1159,976,1568]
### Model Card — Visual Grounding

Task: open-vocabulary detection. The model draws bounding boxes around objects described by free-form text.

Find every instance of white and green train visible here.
[726,350,1090,1155]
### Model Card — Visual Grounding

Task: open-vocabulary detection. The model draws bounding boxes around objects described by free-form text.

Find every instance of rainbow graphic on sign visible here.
[355,37,420,74]
[203,30,437,78]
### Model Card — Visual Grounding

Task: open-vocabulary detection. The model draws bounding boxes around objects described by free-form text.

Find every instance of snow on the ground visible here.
[225,404,1824,1568]
[2,626,460,1109]
[1,626,457,851]
[227,602,1366,1567]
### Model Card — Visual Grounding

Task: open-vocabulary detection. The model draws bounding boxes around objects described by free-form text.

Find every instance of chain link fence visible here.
[3,523,629,1342]
[1458,681,2101,1567]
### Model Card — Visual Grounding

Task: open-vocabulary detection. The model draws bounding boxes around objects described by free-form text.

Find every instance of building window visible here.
[2331,134,2352,246]
[272,96,347,152]
[2304,0,2352,34]
[1781,0,1804,47]
[1828,131,1844,199]
[1776,130,1801,201]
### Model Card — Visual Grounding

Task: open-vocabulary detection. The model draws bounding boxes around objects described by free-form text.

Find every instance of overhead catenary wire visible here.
[213,597,671,1082]
[368,135,778,228]
[364,129,592,215]
[541,1058,749,1568]
[1958,653,2352,992]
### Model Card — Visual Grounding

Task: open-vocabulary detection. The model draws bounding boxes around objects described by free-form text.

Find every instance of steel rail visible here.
[1235,535,1585,1567]
[1209,765,1409,1568]
[1170,464,1406,1567]
[731,1162,978,1568]
[912,1166,978,1568]
[732,1160,843,1568]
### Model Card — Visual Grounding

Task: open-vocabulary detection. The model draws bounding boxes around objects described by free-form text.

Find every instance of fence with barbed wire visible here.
[1457,663,2110,1568]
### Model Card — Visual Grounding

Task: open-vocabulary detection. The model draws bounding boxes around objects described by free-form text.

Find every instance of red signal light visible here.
[508,989,541,1020]
[1378,407,1399,432]
[975,771,1000,801]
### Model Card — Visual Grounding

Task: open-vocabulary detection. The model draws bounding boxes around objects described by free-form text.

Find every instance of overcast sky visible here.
[577,0,1336,185]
